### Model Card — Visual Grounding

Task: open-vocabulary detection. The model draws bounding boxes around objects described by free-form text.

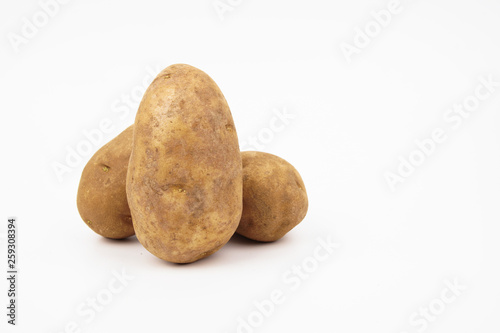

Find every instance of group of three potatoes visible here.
[77,64,308,264]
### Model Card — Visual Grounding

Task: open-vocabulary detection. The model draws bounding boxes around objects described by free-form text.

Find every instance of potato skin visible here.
[126,64,242,263]
[237,151,308,242]
[77,126,135,239]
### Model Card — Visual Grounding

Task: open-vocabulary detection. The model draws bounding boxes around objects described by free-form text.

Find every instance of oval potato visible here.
[77,126,135,239]
[237,151,308,242]
[126,64,242,263]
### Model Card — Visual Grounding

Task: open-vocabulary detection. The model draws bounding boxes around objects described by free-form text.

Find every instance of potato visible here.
[237,151,308,242]
[77,126,134,239]
[126,64,243,263]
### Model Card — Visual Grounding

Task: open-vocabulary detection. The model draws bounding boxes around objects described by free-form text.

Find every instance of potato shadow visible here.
[228,232,271,246]
[152,233,283,268]
[96,231,294,268]
[98,234,138,245]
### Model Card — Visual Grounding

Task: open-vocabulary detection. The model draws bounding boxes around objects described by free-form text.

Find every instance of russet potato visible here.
[237,151,308,242]
[126,64,243,263]
[77,126,135,239]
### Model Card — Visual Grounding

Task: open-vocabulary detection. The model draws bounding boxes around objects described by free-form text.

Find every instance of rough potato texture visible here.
[77,126,135,239]
[126,64,242,263]
[237,151,308,242]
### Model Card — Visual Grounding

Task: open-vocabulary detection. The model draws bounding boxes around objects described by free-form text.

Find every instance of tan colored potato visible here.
[237,151,308,242]
[126,64,242,263]
[77,126,135,239]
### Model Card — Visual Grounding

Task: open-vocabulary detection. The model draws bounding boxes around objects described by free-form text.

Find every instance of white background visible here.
[1,0,500,332]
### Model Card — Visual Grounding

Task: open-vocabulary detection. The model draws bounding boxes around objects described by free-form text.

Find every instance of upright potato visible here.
[126,64,242,263]
[77,126,135,239]
[237,151,308,242]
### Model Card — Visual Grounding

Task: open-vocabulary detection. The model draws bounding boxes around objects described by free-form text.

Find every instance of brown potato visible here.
[126,64,243,263]
[77,126,134,239]
[237,151,308,242]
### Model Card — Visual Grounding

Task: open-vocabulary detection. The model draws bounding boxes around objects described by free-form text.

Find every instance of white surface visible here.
[1,0,500,332]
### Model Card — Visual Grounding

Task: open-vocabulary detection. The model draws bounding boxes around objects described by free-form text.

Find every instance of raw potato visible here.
[237,151,308,242]
[126,64,243,264]
[77,126,135,239]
